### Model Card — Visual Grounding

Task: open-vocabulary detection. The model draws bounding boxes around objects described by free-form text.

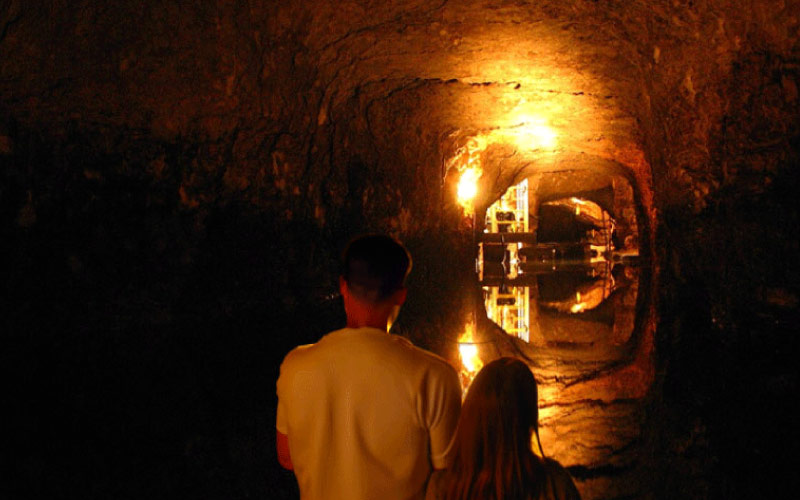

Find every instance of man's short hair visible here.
[342,234,412,304]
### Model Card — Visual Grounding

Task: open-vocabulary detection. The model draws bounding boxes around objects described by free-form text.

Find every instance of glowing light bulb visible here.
[458,168,480,202]
[457,167,481,216]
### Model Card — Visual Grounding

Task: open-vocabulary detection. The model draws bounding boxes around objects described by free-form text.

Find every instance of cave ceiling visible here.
[306,0,647,176]
[2,1,650,169]
[1,0,797,218]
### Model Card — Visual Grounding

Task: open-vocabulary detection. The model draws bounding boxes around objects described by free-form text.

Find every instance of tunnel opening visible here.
[474,173,647,366]
[443,118,656,498]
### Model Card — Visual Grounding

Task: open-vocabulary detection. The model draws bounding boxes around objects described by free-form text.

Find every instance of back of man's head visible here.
[342,234,412,304]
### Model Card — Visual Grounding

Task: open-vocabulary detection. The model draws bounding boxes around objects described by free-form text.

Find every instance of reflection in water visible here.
[479,178,641,347]
[456,321,484,394]
[466,175,654,499]
[482,261,640,350]
[483,284,530,341]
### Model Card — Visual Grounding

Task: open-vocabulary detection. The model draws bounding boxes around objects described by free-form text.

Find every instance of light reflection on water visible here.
[475,252,654,499]
[468,179,654,499]
[482,260,641,352]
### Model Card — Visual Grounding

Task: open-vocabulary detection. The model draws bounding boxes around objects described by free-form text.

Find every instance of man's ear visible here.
[339,276,348,297]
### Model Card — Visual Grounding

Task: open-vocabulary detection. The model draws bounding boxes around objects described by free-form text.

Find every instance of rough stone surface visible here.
[2,1,799,499]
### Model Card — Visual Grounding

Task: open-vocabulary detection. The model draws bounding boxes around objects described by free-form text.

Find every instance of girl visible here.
[427,357,580,500]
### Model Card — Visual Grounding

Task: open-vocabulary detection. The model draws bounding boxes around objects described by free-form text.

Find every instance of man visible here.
[276,234,462,500]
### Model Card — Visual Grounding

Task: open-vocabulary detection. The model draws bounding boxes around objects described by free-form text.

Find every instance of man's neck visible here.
[345,303,392,331]
[340,278,403,333]
[346,319,388,330]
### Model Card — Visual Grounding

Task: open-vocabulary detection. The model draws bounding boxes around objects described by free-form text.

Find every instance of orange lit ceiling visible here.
[300,1,650,189]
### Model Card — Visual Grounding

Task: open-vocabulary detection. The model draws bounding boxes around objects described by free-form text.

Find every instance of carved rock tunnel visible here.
[2,1,798,499]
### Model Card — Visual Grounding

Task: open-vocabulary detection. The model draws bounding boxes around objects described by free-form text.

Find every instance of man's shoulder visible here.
[281,327,348,360]
[390,335,457,372]
[280,328,458,382]
[392,339,461,396]
[278,334,334,374]
[276,332,342,393]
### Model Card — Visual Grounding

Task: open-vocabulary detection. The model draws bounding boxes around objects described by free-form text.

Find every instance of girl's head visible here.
[444,357,544,500]
[459,357,539,459]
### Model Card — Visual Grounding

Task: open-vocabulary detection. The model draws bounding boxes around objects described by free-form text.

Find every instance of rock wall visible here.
[2,1,798,498]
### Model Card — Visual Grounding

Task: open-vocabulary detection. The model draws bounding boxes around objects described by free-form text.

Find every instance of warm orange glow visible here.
[515,124,557,150]
[508,114,558,150]
[528,124,557,148]
[457,321,483,393]
[574,284,608,312]
[457,167,480,214]
[449,116,554,216]
[451,136,489,216]
[481,179,531,340]
[549,281,612,314]
[484,284,530,341]
[567,197,604,220]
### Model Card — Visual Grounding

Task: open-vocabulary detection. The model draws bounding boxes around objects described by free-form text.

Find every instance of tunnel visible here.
[2,1,799,499]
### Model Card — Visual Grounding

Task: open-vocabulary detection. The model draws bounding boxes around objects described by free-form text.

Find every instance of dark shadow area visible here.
[653,165,800,499]
[1,121,478,500]
[1,126,339,500]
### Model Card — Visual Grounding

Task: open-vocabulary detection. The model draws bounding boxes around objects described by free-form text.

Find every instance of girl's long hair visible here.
[442,357,547,500]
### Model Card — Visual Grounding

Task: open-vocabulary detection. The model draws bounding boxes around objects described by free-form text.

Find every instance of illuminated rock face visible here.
[1,1,798,499]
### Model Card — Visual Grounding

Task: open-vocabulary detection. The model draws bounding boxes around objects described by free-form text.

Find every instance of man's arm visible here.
[276,353,294,471]
[427,365,462,470]
[276,430,293,470]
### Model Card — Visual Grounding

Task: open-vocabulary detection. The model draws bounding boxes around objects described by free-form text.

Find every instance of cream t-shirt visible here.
[276,327,462,500]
